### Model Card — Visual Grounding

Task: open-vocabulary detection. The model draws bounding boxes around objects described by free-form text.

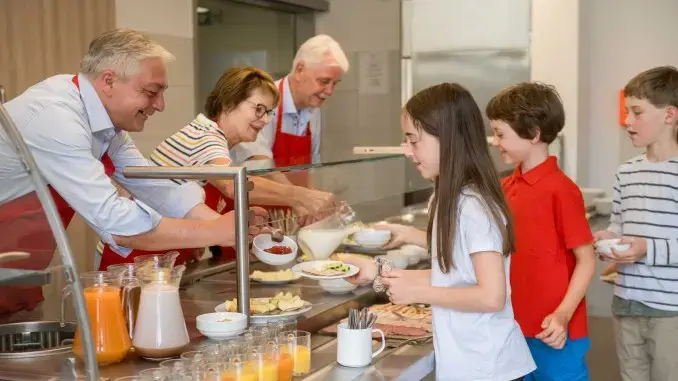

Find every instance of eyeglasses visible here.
[246,100,274,119]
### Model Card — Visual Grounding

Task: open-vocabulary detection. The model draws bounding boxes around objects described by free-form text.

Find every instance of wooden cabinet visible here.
[0,0,114,99]
[0,0,115,274]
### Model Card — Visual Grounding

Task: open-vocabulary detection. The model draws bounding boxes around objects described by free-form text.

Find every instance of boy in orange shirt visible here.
[487,82,596,380]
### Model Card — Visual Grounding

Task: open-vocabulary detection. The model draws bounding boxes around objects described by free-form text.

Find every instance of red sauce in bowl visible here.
[264,245,293,255]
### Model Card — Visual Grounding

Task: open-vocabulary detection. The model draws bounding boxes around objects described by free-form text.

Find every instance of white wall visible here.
[582,0,678,194]
[533,0,678,193]
[530,0,582,182]
[116,0,198,156]
[315,0,408,219]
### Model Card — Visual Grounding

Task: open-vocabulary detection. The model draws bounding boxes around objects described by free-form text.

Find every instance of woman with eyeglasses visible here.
[95,66,336,269]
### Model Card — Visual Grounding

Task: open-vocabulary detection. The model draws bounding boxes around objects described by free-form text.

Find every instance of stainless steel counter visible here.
[0,257,434,381]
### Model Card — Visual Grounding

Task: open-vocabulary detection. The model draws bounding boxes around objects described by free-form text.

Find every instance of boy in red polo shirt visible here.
[486,82,596,380]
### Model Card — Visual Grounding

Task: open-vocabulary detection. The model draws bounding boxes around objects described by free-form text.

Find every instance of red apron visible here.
[0,75,115,314]
[271,78,313,187]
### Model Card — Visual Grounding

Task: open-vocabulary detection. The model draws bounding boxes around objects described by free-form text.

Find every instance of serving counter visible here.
[0,242,436,381]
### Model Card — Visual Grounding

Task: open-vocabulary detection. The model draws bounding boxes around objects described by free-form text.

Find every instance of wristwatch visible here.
[373,257,392,293]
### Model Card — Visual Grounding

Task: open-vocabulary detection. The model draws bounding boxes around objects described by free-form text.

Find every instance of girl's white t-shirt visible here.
[430,191,535,381]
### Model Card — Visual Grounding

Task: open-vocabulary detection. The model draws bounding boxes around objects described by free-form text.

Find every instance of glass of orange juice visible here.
[227,355,257,381]
[278,330,311,377]
[247,346,278,381]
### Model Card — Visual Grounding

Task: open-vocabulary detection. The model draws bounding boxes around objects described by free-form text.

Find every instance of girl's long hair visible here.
[404,83,514,273]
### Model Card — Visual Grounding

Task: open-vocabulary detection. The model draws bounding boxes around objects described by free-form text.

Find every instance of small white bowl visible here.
[389,249,420,266]
[196,312,247,338]
[252,234,298,265]
[198,328,246,340]
[401,244,429,261]
[353,229,391,248]
[376,253,409,270]
[595,238,630,254]
[318,278,358,294]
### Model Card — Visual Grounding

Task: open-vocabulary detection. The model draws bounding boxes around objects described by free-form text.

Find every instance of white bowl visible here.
[353,229,391,248]
[252,234,298,265]
[318,278,358,294]
[594,197,613,215]
[401,244,429,261]
[376,253,409,270]
[198,328,246,340]
[196,312,248,333]
[389,249,420,266]
[595,238,630,254]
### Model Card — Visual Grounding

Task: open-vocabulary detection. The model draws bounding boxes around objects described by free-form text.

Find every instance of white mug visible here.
[336,322,386,368]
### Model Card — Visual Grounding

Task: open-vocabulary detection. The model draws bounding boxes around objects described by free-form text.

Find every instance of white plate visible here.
[249,274,302,285]
[291,260,359,280]
[214,302,313,322]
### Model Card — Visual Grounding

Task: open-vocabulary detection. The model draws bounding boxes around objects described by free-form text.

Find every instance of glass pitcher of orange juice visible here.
[61,271,134,365]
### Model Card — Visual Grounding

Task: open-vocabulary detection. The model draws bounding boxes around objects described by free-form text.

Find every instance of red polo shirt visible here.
[503,156,592,340]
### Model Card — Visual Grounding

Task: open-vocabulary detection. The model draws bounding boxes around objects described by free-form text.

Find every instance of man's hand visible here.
[216,207,269,247]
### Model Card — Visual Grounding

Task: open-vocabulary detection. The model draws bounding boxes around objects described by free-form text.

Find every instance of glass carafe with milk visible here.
[297,203,362,260]
[132,264,189,360]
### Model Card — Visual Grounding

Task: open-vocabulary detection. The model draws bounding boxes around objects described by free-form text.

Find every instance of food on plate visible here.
[302,261,351,277]
[323,303,432,337]
[251,269,299,282]
[222,292,308,315]
[263,245,294,255]
[217,317,232,322]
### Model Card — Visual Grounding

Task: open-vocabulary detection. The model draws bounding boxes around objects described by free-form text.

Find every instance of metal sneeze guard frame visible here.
[122,165,252,321]
[0,104,100,380]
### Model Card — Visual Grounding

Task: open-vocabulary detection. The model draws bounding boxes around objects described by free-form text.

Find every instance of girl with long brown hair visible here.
[344,83,535,380]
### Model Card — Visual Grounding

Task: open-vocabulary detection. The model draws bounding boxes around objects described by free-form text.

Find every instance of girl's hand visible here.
[371,223,416,249]
[382,272,421,305]
[339,254,378,286]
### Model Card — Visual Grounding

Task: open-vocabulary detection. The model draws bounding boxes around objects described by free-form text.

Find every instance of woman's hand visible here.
[371,223,418,249]
[339,254,378,286]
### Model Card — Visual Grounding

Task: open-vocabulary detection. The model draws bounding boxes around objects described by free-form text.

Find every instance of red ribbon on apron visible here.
[0,75,115,314]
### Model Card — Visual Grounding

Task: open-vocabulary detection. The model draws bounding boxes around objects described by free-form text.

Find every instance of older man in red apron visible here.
[0,29,265,315]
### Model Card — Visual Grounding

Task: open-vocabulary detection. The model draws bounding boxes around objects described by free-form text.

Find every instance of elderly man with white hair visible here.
[235,34,349,171]
[0,28,267,314]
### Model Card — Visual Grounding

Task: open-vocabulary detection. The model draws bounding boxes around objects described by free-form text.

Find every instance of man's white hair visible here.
[80,28,175,80]
[291,34,349,74]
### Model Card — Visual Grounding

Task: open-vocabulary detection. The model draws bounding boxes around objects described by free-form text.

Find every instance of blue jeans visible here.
[524,337,590,381]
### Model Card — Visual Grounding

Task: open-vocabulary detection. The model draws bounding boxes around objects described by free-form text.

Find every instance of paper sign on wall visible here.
[358,51,389,95]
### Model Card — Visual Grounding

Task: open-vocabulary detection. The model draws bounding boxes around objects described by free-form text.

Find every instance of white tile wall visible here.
[115,0,195,39]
